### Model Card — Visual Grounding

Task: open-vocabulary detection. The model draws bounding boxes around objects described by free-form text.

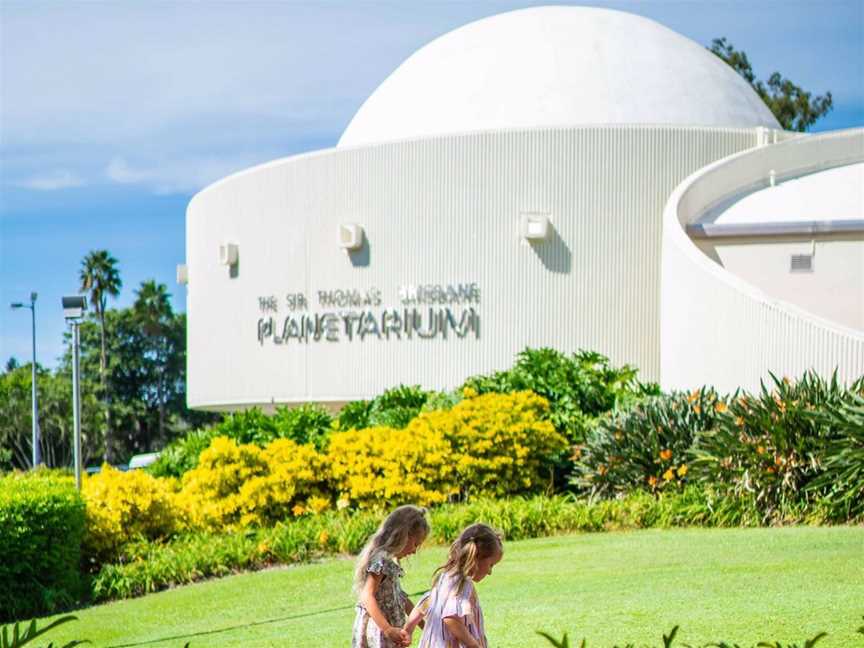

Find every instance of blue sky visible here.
[1,0,862,368]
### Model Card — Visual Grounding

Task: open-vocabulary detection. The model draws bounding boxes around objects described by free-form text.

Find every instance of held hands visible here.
[384,625,410,646]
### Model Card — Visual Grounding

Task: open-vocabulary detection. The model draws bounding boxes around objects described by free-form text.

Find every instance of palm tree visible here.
[133,280,172,335]
[134,280,173,441]
[79,250,122,461]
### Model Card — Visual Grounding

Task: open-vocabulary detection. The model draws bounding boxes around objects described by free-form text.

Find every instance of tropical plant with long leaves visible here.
[0,615,88,648]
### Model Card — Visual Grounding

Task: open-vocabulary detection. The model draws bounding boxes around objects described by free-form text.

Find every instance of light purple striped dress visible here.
[416,572,486,648]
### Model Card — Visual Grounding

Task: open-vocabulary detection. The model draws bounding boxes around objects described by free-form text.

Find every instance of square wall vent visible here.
[790,254,813,273]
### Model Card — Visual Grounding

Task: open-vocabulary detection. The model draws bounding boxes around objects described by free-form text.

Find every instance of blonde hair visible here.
[353,505,430,596]
[433,523,502,595]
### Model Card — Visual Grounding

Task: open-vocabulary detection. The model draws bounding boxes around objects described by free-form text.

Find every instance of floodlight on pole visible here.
[10,292,40,468]
[62,295,87,490]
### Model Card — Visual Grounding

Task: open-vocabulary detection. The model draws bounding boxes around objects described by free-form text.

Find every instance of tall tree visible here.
[134,281,174,440]
[709,38,833,132]
[79,250,122,461]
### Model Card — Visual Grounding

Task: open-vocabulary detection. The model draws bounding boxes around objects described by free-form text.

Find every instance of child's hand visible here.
[384,625,410,646]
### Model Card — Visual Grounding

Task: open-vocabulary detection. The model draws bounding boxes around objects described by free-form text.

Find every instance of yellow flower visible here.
[693,404,702,415]
[662,468,675,481]
[676,464,688,477]
[648,476,658,488]
[598,464,608,476]
[659,449,673,461]
[714,402,728,413]
[292,504,306,516]
[687,390,699,403]
[756,445,765,455]
[257,541,270,555]
[462,386,478,399]
[735,416,744,427]
[336,497,350,510]
[318,530,330,546]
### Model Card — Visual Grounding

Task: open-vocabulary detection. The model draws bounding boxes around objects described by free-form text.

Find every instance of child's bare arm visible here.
[361,574,409,646]
[403,603,425,635]
[443,616,481,648]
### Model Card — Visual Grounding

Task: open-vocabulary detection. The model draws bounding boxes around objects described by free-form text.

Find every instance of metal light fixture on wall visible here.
[339,223,364,251]
[520,212,551,241]
[218,243,239,266]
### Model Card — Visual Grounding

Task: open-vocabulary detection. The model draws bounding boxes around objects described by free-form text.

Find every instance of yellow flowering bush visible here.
[82,464,178,561]
[327,424,454,509]
[328,390,565,507]
[176,436,329,530]
[417,390,567,497]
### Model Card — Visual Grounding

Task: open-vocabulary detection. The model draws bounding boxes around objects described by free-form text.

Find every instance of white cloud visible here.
[104,154,271,195]
[105,158,151,184]
[16,169,85,191]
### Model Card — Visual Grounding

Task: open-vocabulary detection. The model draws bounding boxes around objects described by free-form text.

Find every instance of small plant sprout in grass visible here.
[535,624,839,648]
[0,615,88,648]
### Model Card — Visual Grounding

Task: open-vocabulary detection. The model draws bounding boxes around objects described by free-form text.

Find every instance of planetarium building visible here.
[184,6,864,410]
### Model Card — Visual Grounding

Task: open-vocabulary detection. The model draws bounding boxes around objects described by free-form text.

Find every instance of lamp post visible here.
[10,293,40,468]
[62,296,87,490]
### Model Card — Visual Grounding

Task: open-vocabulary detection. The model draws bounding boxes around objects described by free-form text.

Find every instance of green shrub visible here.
[806,390,864,522]
[572,389,722,497]
[337,384,430,431]
[463,348,659,444]
[0,472,86,622]
[150,404,333,478]
[148,427,219,478]
[691,372,862,523]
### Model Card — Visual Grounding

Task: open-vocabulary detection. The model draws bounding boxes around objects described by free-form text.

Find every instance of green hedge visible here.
[0,471,86,622]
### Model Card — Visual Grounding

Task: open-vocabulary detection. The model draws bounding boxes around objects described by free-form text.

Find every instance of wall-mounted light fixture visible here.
[218,243,239,266]
[520,212,551,241]
[177,264,189,285]
[339,223,364,251]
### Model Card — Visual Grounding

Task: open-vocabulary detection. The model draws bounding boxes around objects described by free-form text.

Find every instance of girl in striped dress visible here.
[405,523,503,648]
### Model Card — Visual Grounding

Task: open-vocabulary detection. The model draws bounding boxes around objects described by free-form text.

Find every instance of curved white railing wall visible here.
[661,128,864,393]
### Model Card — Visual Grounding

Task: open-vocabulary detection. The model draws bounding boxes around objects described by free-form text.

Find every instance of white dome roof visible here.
[338,6,779,148]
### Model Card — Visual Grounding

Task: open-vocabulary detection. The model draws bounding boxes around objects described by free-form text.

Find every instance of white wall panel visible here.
[187,125,758,409]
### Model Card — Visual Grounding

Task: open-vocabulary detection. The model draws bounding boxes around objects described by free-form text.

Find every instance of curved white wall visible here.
[661,129,864,393]
[187,125,760,409]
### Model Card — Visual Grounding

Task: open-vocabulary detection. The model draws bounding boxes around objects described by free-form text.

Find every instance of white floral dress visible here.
[352,552,409,648]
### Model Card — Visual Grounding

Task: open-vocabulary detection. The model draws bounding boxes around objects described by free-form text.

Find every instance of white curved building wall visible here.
[187,126,760,409]
[661,129,864,393]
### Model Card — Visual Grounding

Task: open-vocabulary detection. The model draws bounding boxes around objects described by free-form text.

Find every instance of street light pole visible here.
[71,320,82,490]
[62,295,87,490]
[10,293,41,468]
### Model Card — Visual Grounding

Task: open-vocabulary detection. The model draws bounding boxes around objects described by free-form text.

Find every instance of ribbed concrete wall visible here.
[661,128,864,393]
[187,125,759,409]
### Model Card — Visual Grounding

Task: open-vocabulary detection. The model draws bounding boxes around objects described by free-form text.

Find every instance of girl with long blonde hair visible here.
[405,523,503,648]
[352,505,430,648]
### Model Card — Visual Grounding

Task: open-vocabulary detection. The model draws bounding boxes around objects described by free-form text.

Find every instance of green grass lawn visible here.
[44,526,863,647]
